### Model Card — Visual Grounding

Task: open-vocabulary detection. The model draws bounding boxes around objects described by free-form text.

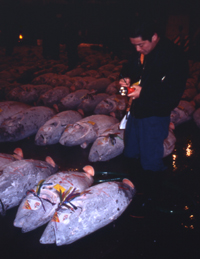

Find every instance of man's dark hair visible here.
[128,16,161,41]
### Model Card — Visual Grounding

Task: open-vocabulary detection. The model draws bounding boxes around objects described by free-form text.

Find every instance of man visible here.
[119,17,188,194]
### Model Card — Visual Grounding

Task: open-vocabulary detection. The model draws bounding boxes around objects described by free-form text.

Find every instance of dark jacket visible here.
[121,37,189,118]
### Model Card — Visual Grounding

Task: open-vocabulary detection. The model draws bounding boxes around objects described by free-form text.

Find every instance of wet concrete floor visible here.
[0,119,200,259]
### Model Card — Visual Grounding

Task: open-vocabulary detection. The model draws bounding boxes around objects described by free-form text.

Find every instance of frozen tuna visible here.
[77,93,109,115]
[89,123,176,162]
[35,110,83,145]
[0,101,31,125]
[14,165,94,233]
[0,148,23,168]
[37,86,70,107]
[0,157,58,215]
[193,108,200,128]
[60,89,90,111]
[89,123,124,162]
[59,114,119,148]
[94,94,127,119]
[86,78,111,93]
[0,106,56,142]
[170,100,195,126]
[39,179,135,245]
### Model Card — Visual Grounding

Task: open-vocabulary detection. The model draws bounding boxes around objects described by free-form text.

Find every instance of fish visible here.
[94,94,127,120]
[89,122,176,162]
[193,108,200,128]
[0,156,58,215]
[59,89,90,111]
[0,106,56,142]
[86,78,111,93]
[59,114,119,149]
[77,93,109,115]
[170,100,195,126]
[14,165,95,233]
[88,123,124,162]
[0,101,31,125]
[39,179,135,245]
[35,110,83,145]
[0,148,23,168]
[37,86,70,107]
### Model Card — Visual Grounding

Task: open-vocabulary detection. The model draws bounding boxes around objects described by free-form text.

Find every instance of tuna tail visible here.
[45,156,56,168]
[123,179,135,189]
[83,165,95,177]
[13,148,23,160]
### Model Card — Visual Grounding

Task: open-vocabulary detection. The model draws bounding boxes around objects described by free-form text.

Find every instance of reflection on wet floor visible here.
[0,120,200,258]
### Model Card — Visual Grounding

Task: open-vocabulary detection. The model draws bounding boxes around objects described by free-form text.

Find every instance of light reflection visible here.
[172,150,177,171]
[186,140,193,157]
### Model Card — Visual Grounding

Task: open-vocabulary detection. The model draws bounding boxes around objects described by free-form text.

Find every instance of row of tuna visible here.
[0,100,176,162]
[0,148,135,245]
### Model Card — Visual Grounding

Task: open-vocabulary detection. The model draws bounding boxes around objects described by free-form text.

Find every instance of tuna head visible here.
[14,165,94,232]
[40,179,135,246]
[35,118,64,145]
[0,113,24,142]
[88,131,124,162]
[59,122,98,147]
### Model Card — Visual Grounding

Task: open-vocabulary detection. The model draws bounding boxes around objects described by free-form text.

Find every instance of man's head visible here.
[128,17,161,55]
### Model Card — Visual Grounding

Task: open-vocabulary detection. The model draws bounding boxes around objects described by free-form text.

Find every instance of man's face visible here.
[129,34,158,55]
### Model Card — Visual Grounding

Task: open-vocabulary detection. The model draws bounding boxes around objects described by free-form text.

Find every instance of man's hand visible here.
[119,78,131,88]
[128,85,142,99]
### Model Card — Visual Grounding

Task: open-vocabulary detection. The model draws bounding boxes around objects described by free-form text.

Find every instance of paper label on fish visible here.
[53,184,66,193]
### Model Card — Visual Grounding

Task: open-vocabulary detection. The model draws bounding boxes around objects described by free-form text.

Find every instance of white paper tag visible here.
[119,111,130,129]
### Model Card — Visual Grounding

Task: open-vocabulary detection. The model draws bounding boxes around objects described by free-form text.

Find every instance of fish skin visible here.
[0,158,58,214]
[88,123,124,162]
[0,101,31,126]
[60,89,90,110]
[86,78,111,93]
[77,93,109,114]
[40,179,135,246]
[59,114,119,148]
[94,94,127,117]
[0,106,56,142]
[35,110,83,145]
[0,148,23,169]
[170,100,195,126]
[14,168,94,233]
[38,86,70,107]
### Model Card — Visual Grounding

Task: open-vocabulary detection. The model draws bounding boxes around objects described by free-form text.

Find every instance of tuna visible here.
[14,165,94,233]
[89,123,124,162]
[0,101,31,125]
[6,84,53,105]
[0,157,58,215]
[0,106,56,142]
[38,86,70,107]
[60,89,90,111]
[77,93,110,115]
[89,123,176,162]
[193,108,200,128]
[170,100,195,126]
[0,148,23,168]
[39,179,135,245]
[94,94,127,120]
[35,110,83,145]
[86,78,111,93]
[59,114,119,148]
